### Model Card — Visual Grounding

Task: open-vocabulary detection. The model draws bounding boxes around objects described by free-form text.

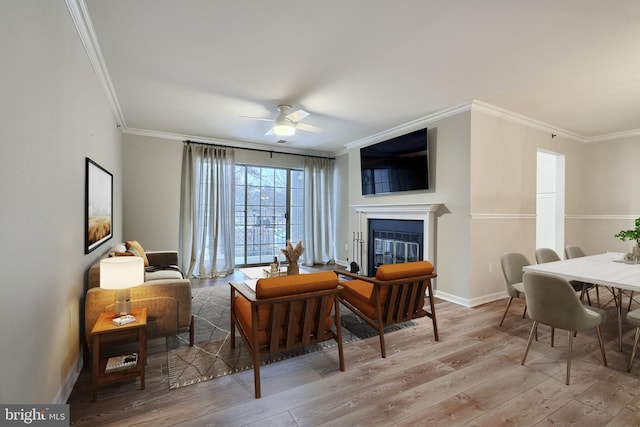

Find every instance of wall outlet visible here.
[345,243,348,251]
[488,263,493,273]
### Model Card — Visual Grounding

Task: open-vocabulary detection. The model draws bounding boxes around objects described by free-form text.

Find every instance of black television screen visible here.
[360,128,429,195]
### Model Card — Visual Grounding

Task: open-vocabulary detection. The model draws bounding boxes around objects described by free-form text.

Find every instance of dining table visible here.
[523,252,640,351]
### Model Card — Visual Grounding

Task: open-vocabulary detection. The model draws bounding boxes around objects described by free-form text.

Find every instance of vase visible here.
[634,240,640,262]
[287,263,300,275]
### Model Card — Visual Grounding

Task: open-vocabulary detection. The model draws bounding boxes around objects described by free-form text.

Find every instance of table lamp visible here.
[100,256,144,316]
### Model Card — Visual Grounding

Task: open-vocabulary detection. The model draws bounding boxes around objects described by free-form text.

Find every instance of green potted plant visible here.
[614,217,640,259]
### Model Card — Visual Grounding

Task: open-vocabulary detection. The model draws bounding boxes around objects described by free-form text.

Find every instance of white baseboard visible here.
[54,349,83,404]
[435,289,507,308]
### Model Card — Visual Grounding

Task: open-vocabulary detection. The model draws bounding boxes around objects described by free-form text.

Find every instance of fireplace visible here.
[368,219,423,276]
[352,203,441,278]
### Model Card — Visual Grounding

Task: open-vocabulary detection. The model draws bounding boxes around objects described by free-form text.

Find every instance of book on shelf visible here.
[105,353,138,373]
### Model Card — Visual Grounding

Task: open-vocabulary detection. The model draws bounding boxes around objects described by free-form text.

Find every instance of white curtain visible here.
[302,157,335,265]
[179,143,235,278]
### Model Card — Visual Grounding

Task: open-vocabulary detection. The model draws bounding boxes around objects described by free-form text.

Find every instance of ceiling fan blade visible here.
[286,109,309,123]
[239,115,274,122]
[296,122,322,133]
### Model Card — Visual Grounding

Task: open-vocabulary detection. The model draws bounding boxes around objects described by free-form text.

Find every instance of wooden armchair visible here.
[230,272,345,398]
[337,261,438,358]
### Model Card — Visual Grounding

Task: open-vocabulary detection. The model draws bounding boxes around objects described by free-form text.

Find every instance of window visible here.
[234,165,303,266]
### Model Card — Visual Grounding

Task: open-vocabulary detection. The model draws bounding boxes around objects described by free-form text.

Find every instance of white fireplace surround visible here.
[352,203,442,274]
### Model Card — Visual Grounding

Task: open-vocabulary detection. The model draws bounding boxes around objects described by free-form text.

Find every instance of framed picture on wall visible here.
[85,157,113,253]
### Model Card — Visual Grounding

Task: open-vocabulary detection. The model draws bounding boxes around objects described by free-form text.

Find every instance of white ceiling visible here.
[81,0,640,154]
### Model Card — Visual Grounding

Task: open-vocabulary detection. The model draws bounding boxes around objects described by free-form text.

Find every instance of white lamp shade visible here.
[272,120,296,136]
[100,256,144,289]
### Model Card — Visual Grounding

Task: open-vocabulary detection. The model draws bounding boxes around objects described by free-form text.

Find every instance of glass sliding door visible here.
[234,165,303,266]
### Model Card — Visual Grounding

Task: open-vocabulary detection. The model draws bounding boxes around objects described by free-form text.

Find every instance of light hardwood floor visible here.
[69,271,640,426]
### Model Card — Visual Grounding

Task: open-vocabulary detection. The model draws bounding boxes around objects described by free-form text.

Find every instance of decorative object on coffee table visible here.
[281,240,304,275]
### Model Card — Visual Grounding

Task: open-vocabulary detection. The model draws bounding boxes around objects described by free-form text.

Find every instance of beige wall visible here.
[122,134,183,250]
[122,134,308,252]
[469,111,640,305]
[344,111,472,302]
[578,135,640,255]
[0,1,122,403]
[333,153,350,263]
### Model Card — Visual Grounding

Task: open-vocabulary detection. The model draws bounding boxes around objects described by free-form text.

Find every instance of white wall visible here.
[345,111,472,302]
[0,1,122,403]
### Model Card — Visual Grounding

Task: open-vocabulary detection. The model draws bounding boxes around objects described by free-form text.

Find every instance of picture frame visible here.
[85,157,113,253]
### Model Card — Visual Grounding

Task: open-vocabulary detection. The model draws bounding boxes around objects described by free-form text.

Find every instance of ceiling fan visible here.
[240,105,322,137]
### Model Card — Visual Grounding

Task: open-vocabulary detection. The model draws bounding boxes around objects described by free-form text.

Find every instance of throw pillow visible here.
[125,240,149,267]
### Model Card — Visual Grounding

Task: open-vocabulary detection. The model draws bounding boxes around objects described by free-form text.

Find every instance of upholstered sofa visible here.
[85,243,194,350]
[230,272,345,398]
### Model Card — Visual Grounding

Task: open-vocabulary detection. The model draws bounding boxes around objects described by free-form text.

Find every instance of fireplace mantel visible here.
[351,203,442,274]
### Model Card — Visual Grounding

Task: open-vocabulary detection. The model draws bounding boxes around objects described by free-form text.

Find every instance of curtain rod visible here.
[184,139,335,160]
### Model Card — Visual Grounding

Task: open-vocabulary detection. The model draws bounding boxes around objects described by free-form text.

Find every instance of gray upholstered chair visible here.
[521,272,608,385]
[564,245,586,259]
[499,252,530,327]
[626,308,640,371]
[535,248,593,306]
[565,245,604,307]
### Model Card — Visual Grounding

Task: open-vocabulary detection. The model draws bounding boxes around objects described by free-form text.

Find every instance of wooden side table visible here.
[90,307,147,401]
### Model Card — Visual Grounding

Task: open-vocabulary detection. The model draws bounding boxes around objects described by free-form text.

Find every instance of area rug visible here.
[166,284,414,389]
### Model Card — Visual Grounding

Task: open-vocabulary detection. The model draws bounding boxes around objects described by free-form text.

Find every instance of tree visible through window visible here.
[234,165,303,266]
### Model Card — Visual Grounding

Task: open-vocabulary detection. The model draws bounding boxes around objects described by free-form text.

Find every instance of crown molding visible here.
[344,99,640,151]
[66,0,639,151]
[344,101,473,150]
[585,128,640,143]
[66,0,126,128]
[470,100,586,142]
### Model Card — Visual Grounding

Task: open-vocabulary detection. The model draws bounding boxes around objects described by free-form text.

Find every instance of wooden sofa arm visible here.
[336,269,437,285]
[230,281,344,304]
[229,281,258,302]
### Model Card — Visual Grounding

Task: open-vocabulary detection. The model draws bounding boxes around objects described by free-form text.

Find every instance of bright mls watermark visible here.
[1,405,69,426]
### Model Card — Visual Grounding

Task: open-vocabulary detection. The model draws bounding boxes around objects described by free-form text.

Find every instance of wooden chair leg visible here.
[426,283,439,341]
[252,352,261,398]
[189,315,195,346]
[334,299,345,372]
[550,327,554,347]
[499,297,514,326]
[378,327,387,358]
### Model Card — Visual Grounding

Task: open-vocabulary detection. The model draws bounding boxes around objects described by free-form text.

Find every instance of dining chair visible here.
[521,272,607,385]
[564,245,602,307]
[626,308,640,371]
[535,248,593,306]
[499,252,530,327]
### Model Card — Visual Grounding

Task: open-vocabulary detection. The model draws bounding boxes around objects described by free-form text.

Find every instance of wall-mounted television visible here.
[360,128,429,196]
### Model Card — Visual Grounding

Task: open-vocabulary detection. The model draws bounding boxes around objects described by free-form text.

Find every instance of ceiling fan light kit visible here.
[272,120,296,136]
[240,104,320,138]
